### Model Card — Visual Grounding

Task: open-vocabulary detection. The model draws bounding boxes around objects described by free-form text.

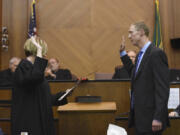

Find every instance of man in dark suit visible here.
[0,57,21,86]
[112,50,136,79]
[119,22,170,135]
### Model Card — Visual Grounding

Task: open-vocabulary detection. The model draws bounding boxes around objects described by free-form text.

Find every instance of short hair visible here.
[132,21,149,37]
[9,57,21,65]
[24,37,48,57]
[49,58,59,63]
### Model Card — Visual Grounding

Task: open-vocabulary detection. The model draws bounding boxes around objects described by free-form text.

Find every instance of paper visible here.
[21,132,28,135]
[168,88,180,109]
[58,88,74,101]
[58,79,82,101]
[107,124,127,135]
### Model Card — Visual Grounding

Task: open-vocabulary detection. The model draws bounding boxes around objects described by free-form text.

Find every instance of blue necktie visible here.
[131,51,143,109]
[135,51,143,74]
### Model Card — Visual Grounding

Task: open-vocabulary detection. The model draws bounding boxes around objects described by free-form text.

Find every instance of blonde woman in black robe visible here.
[11,36,68,135]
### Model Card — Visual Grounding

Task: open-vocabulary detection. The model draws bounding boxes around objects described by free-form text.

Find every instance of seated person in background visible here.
[169,105,180,117]
[45,58,72,80]
[112,50,136,79]
[0,57,21,86]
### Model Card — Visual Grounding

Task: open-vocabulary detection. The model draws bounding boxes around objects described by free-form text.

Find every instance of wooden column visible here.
[1,0,28,70]
[160,0,180,68]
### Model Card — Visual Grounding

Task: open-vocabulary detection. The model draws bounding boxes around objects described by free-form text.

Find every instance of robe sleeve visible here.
[51,91,68,106]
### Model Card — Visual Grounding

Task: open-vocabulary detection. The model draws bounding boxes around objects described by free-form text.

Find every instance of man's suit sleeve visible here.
[121,55,134,77]
[151,50,170,121]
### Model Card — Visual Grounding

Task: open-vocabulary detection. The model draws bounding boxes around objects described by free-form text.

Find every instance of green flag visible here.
[153,0,163,49]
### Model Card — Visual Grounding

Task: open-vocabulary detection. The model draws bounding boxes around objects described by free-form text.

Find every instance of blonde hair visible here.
[24,37,48,56]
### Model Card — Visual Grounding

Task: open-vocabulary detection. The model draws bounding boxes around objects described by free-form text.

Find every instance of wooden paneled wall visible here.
[1,0,28,69]
[168,0,180,68]
[36,0,154,79]
[1,0,180,79]
[170,0,180,38]
[160,0,180,69]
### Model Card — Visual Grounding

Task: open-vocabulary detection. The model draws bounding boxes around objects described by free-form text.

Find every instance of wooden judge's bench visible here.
[0,80,180,135]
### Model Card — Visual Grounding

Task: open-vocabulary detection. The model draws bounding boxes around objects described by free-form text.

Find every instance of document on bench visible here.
[168,88,179,109]
[58,79,82,101]
[58,87,74,101]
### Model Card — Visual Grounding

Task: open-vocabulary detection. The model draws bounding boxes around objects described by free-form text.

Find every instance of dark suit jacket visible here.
[112,66,130,79]
[121,44,170,132]
[0,68,14,86]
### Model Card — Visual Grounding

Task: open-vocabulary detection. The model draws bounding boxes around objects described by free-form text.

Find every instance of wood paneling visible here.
[0,120,11,135]
[1,0,28,70]
[36,0,180,78]
[160,0,180,68]
[58,102,116,135]
[50,81,131,118]
[37,0,155,79]
[0,81,180,135]
[1,0,180,78]
[170,0,180,38]
[169,0,180,68]
[0,90,11,100]
[59,110,116,135]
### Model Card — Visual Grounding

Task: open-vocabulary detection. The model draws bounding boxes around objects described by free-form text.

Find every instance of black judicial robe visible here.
[0,68,14,86]
[11,57,67,135]
[46,69,72,80]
